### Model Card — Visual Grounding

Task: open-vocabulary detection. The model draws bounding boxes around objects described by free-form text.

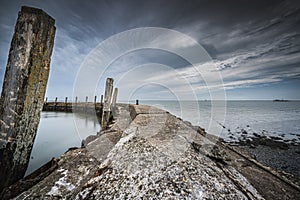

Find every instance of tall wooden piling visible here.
[111,88,118,116]
[0,6,55,192]
[101,78,114,128]
[112,87,118,107]
[94,96,97,104]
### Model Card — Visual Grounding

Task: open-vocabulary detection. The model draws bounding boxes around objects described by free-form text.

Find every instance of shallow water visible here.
[137,100,300,144]
[26,112,100,175]
[26,101,300,175]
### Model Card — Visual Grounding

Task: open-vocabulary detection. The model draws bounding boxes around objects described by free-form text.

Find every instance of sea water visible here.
[26,100,300,175]
[26,112,100,175]
[139,100,300,144]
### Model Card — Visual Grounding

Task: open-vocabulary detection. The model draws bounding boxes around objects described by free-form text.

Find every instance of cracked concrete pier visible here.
[3,104,299,199]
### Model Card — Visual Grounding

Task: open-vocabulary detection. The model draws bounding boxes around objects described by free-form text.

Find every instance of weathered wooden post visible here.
[74,96,78,112]
[85,96,88,112]
[94,95,97,104]
[0,6,55,192]
[136,99,139,105]
[65,97,68,111]
[101,78,114,128]
[54,97,58,110]
[100,95,103,104]
[112,88,118,108]
[43,97,48,111]
[111,88,118,116]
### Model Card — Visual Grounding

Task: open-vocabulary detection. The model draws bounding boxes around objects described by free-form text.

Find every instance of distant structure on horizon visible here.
[273,99,290,102]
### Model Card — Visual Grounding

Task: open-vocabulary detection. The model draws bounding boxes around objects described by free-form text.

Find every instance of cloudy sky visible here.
[0,0,300,101]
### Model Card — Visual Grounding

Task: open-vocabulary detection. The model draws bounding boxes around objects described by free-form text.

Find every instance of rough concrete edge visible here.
[6,104,300,198]
[224,144,300,191]
[179,112,300,192]
[1,158,59,199]
[109,105,264,199]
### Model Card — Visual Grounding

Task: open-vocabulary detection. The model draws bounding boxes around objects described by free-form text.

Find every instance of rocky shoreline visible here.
[240,142,300,178]
[224,129,300,178]
[216,119,300,179]
[2,104,300,199]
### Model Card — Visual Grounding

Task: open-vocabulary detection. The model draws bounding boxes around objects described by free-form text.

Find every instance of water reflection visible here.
[26,112,100,175]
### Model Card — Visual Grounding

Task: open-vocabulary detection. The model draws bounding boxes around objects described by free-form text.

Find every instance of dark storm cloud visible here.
[0,0,299,99]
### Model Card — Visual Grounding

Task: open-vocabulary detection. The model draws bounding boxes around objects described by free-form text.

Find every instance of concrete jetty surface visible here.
[3,104,300,199]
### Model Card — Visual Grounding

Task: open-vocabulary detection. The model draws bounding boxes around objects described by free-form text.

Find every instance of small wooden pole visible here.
[65,97,68,111]
[101,78,114,128]
[74,96,78,112]
[54,97,58,110]
[45,97,48,104]
[100,95,104,104]
[136,99,139,105]
[94,95,97,104]
[85,96,88,112]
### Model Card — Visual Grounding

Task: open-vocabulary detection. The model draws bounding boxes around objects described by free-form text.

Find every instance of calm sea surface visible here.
[26,100,300,175]
[139,100,300,143]
[26,112,100,175]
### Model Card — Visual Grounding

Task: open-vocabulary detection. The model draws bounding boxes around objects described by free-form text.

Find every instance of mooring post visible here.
[112,88,118,115]
[0,6,55,192]
[75,96,78,104]
[65,97,68,111]
[100,94,104,104]
[101,78,114,128]
[136,99,139,105]
[85,96,88,112]
[45,97,48,104]
[54,97,58,110]
[94,95,97,104]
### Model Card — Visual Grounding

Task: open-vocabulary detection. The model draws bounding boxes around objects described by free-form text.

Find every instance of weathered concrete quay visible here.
[1,104,299,199]
[1,5,300,200]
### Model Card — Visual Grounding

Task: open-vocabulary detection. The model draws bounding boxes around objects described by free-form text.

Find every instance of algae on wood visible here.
[0,6,55,193]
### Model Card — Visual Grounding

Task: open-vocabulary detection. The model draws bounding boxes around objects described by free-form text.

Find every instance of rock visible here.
[81,135,98,147]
